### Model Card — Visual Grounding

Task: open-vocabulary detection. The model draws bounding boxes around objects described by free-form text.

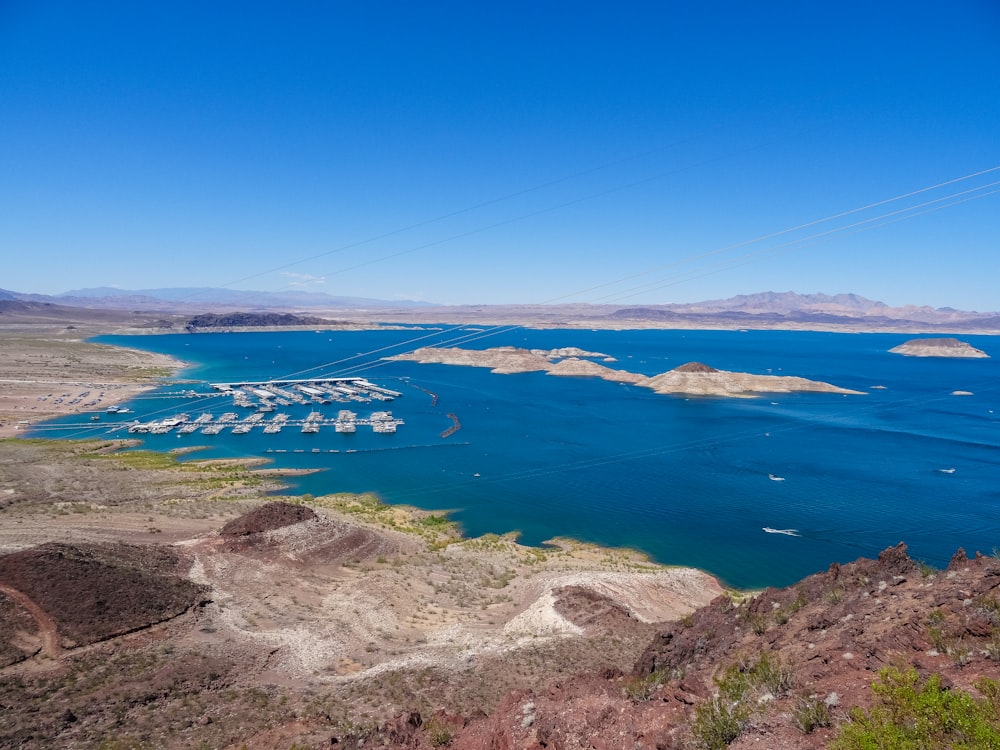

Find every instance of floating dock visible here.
[125,410,403,436]
[210,377,402,410]
[114,378,406,439]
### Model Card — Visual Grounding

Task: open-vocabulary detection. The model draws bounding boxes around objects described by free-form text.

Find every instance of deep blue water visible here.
[33,328,1000,589]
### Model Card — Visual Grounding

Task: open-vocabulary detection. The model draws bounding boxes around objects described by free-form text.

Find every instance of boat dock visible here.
[125,410,403,436]
[210,377,402,410]
[108,377,407,439]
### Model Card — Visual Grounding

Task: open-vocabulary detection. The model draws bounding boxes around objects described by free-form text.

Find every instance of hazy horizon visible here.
[7,284,1000,316]
[2,3,998,309]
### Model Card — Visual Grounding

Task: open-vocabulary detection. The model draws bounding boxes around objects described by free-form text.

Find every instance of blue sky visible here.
[2,2,998,309]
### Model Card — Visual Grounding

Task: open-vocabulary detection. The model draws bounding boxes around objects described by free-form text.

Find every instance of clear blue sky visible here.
[2,2,998,309]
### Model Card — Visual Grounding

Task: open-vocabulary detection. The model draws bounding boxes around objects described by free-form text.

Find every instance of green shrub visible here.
[692,696,750,750]
[420,514,451,527]
[691,652,791,748]
[791,695,831,734]
[832,667,1000,750]
[624,669,670,701]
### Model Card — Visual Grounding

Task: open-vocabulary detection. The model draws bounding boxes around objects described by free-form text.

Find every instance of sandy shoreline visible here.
[0,329,188,438]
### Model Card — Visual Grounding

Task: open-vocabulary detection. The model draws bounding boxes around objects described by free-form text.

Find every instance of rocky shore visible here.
[388,346,865,397]
[889,336,989,358]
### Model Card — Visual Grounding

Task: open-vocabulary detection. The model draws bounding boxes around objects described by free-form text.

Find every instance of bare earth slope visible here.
[0,542,208,654]
[0,440,721,749]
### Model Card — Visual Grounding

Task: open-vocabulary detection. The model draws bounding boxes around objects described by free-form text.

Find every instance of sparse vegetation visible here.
[425,715,453,746]
[692,696,750,750]
[832,668,1000,749]
[624,668,669,701]
[791,694,831,734]
[916,559,938,578]
[692,651,792,748]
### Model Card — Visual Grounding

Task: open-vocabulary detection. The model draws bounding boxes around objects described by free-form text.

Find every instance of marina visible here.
[124,409,403,436]
[119,378,405,438]
[210,377,402,410]
[37,327,1000,589]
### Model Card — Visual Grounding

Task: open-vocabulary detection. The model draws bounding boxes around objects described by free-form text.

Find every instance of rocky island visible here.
[387,345,618,375]
[387,346,864,397]
[889,337,989,358]
[643,361,864,397]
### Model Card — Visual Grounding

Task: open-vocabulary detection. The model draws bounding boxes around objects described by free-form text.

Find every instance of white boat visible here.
[768,474,785,482]
[762,527,800,537]
[938,468,956,474]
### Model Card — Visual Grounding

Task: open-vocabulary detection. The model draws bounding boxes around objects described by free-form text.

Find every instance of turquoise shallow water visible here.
[34,328,1000,589]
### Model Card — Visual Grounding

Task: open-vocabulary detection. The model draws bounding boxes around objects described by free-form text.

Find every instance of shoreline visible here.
[0,329,190,438]
[0,436,727,740]
[6,324,994,591]
[99,319,1000,336]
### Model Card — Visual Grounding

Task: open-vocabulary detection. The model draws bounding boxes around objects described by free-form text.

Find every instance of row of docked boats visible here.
[211,377,403,412]
[124,409,403,436]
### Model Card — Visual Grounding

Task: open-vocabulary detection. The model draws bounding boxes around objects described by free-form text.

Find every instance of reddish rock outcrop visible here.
[360,543,1000,749]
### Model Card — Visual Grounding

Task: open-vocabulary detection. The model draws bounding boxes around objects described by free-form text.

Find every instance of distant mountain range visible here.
[0,287,432,311]
[607,291,1000,328]
[1,288,998,332]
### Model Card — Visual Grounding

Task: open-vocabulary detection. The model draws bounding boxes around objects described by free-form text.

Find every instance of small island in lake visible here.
[888,337,989,358]
[387,347,864,398]
[642,361,864,397]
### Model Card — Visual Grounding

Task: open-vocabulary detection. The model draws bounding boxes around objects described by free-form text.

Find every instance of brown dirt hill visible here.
[216,500,394,562]
[672,362,720,373]
[0,542,208,654]
[219,500,318,536]
[355,544,1000,749]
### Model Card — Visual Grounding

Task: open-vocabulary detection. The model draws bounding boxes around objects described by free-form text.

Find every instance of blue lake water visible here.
[33,328,1000,589]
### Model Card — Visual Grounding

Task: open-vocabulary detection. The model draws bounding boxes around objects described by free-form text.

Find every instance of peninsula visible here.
[889,337,989,358]
[387,346,864,397]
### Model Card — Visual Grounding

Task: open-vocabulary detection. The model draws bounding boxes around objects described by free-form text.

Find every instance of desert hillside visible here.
[3,437,999,749]
[0,438,721,749]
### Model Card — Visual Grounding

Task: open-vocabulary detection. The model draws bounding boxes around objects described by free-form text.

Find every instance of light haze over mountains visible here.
[1,286,997,331]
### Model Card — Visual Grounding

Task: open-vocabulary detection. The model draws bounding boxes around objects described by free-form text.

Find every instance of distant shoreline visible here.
[74,318,1000,336]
